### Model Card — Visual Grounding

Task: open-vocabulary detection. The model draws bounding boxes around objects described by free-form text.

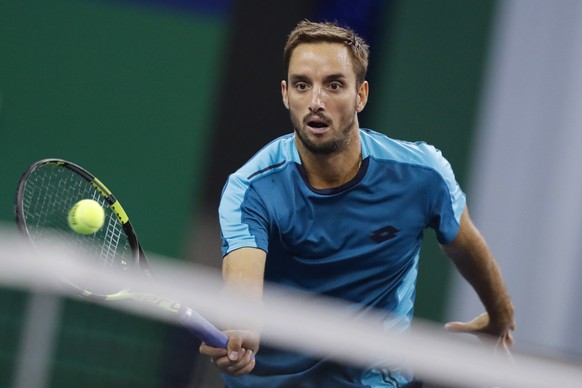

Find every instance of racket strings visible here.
[102,212,131,269]
[20,164,132,274]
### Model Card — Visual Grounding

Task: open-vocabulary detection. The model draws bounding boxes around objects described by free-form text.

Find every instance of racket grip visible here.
[179,308,229,349]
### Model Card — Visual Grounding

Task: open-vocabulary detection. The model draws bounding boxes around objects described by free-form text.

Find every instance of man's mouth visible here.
[305,116,330,132]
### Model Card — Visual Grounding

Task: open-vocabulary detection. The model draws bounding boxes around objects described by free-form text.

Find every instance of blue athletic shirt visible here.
[219,128,466,387]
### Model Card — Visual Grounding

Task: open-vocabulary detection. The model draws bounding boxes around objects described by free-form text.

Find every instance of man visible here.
[200,20,515,387]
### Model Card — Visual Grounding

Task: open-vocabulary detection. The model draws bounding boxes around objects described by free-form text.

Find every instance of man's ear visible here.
[356,81,369,113]
[281,80,289,110]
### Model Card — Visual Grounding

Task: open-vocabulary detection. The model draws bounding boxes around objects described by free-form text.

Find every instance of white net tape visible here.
[1,230,580,388]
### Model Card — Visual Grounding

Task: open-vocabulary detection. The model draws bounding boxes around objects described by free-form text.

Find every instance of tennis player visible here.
[200,20,515,387]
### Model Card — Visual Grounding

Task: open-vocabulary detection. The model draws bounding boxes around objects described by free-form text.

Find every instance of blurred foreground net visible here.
[0,229,581,388]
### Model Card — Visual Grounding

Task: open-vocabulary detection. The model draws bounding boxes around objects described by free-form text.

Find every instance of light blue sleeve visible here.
[418,142,466,244]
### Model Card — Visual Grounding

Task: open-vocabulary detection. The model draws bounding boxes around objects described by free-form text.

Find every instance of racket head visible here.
[14,158,150,296]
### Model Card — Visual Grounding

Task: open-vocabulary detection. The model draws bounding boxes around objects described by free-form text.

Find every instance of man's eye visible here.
[296,83,308,90]
[329,82,342,90]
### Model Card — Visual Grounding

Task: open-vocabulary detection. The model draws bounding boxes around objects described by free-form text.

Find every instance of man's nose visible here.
[308,87,325,112]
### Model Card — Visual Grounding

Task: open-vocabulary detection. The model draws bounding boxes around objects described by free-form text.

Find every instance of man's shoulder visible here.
[360,128,445,169]
[228,133,298,185]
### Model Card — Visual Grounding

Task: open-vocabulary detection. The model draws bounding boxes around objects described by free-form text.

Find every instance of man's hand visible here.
[199,329,260,376]
[445,312,516,359]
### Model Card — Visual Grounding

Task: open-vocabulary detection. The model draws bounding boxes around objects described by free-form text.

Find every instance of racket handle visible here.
[180,308,229,349]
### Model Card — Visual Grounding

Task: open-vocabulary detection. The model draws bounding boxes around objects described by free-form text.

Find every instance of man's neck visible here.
[297,133,362,190]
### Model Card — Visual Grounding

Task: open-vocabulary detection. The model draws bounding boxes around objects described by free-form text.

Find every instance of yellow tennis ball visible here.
[67,199,105,235]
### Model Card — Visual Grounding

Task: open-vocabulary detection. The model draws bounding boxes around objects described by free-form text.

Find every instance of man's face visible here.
[282,42,368,155]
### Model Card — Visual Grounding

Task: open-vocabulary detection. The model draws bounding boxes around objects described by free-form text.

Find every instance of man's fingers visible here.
[199,342,228,358]
[495,335,515,363]
[444,321,470,333]
[445,312,490,333]
[504,331,514,347]
[215,349,255,375]
[200,330,259,376]
[227,335,244,361]
[228,349,256,376]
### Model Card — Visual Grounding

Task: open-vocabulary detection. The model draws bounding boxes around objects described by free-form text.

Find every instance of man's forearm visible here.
[443,208,514,332]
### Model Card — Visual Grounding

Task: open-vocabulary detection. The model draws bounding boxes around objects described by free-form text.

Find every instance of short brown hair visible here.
[283,20,370,86]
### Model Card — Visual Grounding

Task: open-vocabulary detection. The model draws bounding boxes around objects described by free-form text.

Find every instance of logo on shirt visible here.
[370,225,400,243]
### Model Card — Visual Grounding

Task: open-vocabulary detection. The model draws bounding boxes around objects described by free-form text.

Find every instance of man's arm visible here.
[199,247,266,376]
[441,207,515,348]
[222,247,266,298]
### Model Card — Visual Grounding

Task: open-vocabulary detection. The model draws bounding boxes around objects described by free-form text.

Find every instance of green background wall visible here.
[0,1,228,386]
[0,1,227,257]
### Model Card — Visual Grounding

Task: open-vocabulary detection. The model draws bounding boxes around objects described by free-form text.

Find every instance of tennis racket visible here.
[14,158,228,349]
